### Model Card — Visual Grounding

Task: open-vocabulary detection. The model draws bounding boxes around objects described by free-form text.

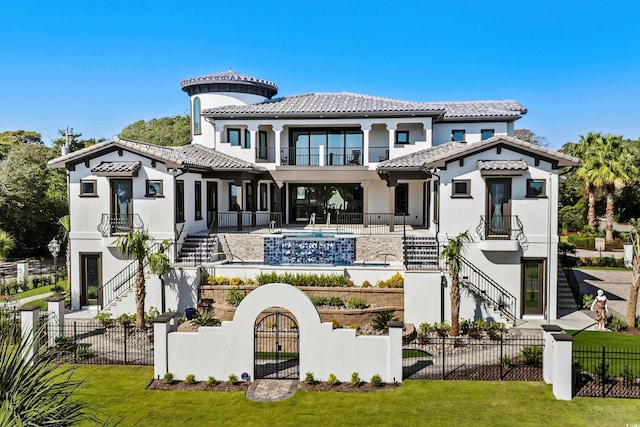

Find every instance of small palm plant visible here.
[0,323,100,425]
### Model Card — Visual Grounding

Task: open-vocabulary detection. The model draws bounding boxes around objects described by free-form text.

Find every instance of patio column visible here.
[388,320,403,383]
[249,129,258,153]
[388,184,396,232]
[274,126,283,166]
[47,296,65,348]
[362,125,371,166]
[551,333,574,400]
[387,124,397,152]
[153,312,178,380]
[361,182,370,227]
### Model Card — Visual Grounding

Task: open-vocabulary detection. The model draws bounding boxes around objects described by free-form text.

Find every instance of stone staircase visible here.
[176,234,223,265]
[403,236,439,269]
[557,266,579,315]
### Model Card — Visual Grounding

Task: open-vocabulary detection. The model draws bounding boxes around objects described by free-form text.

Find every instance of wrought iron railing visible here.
[281,147,364,166]
[476,215,528,249]
[573,346,640,398]
[458,256,517,322]
[97,213,144,237]
[369,146,389,162]
[336,213,407,235]
[255,146,276,163]
[213,212,282,234]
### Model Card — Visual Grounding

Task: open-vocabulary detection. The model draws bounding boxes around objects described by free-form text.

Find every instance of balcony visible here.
[280,147,364,166]
[476,215,528,251]
[98,213,144,237]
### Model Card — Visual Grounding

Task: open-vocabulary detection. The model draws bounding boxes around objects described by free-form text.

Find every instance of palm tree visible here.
[572,132,603,229]
[627,219,640,330]
[149,239,171,313]
[0,230,14,261]
[588,135,637,241]
[58,215,71,288]
[440,230,473,336]
[115,230,170,328]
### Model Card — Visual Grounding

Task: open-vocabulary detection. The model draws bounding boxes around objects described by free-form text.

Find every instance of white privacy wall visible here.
[156,283,402,383]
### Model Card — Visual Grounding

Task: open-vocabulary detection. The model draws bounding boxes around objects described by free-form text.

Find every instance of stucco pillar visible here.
[214,129,223,149]
[388,320,403,383]
[274,127,283,166]
[319,145,325,167]
[388,185,396,232]
[361,182,370,227]
[20,305,40,361]
[541,324,563,384]
[362,126,371,166]
[387,124,397,152]
[153,312,177,380]
[47,296,65,348]
[249,129,258,152]
[551,333,574,400]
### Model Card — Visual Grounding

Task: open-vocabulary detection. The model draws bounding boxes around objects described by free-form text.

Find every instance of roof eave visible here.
[201,110,446,120]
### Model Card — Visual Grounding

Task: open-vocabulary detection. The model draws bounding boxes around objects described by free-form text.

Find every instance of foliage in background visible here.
[0,230,14,260]
[255,272,351,287]
[120,115,190,146]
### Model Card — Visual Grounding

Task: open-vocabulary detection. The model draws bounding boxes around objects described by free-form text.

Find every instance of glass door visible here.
[206,182,218,228]
[111,179,133,233]
[522,259,545,315]
[486,178,511,237]
[81,254,101,306]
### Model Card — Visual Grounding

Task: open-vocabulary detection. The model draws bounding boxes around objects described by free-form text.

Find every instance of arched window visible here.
[193,97,201,135]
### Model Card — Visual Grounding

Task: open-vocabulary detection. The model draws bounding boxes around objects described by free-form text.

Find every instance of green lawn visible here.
[74,365,640,426]
[13,284,56,299]
[568,330,640,350]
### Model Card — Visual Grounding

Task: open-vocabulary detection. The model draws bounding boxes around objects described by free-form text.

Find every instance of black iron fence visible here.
[214,212,283,234]
[573,346,640,398]
[336,213,407,235]
[0,307,20,343]
[403,334,544,381]
[49,321,153,365]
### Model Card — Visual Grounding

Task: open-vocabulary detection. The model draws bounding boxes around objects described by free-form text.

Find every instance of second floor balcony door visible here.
[111,179,133,233]
[486,178,511,237]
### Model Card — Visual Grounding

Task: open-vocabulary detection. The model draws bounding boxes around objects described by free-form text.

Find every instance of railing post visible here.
[47,296,65,348]
[601,346,606,398]
[73,322,77,363]
[154,312,178,379]
[551,333,574,400]
[124,324,128,365]
[20,305,40,362]
[441,335,445,380]
[500,333,504,380]
[541,325,563,384]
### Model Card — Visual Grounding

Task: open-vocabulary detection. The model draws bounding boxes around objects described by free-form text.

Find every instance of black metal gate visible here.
[254,310,299,379]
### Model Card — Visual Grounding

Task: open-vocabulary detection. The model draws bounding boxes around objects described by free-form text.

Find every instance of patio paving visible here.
[246,379,298,402]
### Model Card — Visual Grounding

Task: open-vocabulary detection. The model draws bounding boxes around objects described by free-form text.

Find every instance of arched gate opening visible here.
[254,309,299,379]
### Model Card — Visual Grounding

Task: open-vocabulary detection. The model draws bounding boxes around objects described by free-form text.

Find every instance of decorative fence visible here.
[403,334,544,381]
[49,321,154,366]
[0,307,20,343]
[573,346,640,398]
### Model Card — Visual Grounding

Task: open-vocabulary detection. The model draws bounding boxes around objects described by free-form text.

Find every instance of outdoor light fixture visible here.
[48,238,60,288]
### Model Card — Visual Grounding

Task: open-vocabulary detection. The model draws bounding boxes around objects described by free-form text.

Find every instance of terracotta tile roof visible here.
[175,144,256,170]
[180,70,278,91]
[201,92,526,120]
[91,161,141,175]
[476,160,528,171]
[378,136,579,170]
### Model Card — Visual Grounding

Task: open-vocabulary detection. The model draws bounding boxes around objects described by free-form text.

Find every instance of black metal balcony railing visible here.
[368,146,389,162]
[476,215,526,240]
[255,146,276,163]
[280,147,364,166]
[98,214,144,237]
[336,213,406,234]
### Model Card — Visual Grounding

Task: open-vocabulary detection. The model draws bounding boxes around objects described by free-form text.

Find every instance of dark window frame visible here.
[433,179,439,224]
[193,97,202,136]
[145,180,164,197]
[526,179,547,198]
[244,129,251,149]
[80,179,97,197]
[395,130,410,145]
[227,128,241,146]
[258,130,268,159]
[452,129,466,142]
[451,179,471,198]
[481,129,495,140]
[395,183,409,216]
[229,183,239,211]
[176,180,185,223]
[288,127,363,166]
[245,183,255,212]
[259,183,268,211]
[194,181,202,220]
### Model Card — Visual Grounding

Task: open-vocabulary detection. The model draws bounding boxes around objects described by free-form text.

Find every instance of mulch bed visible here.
[147,379,250,392]
[298,381,401,392]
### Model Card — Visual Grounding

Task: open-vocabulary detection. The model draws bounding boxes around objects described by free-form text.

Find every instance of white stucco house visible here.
[48,70,578,327]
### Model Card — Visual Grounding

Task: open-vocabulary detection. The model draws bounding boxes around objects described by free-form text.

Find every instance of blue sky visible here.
[1,0,638,149]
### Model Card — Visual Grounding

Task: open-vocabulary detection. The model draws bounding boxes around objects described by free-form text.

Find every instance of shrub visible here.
[350,372,361,387]
[184,374,196,385]
[582,293,595,309]
[327,373,339,386]
[472,319,489,331]
[163,372,174,384]
[55,335,76,353]
[559,205,586,232]
[304,371,315,385]
[191,310,219,327]
[621,365,636,387]
[501,355,512,366]
[594,360,609,385]
[310,296,326,306]
[144,306,160,325]
[370,374,383,387]
[607,315,627,332]
[361,280,371,288]
[94,312,114,327]
[434,321,451,337]
[207,376,219,387]
[345,297,368,309]
[521,345,543,367]
[327,296,344,307]
[348,323,360,330]
[567,234,595,249]
[76,345,93,360]
[225,289,245,306]
[372,310,398,331]
[418,322,434,334]
[255,272,350,287]
[228,374,239,385]
[459,319,470,335]
[116,313,135,326]
[229,277,244,287]
[490,322,506,332]
[330,319,340,329]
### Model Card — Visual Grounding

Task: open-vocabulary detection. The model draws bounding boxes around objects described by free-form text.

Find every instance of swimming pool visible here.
[264,232,355,265]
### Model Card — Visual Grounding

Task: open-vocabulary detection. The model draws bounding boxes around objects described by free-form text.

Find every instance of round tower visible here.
[181,70,278,146]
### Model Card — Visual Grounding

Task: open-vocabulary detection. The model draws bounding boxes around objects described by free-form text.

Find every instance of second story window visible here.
[176,180,185,223]
[395,130,409,145]
[80,180,97,196]
[452,130,465,142]
[244,130,251,149]
[192,97,201,135]
[481,129,495,140]
[227,128,241,146]
[194,181,202,220]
